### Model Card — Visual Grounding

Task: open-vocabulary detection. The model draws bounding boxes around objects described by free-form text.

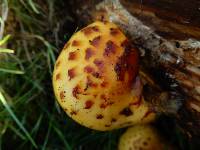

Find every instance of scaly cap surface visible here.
[53,21,155,131]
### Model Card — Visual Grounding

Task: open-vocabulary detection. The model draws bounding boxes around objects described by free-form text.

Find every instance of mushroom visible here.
[53,21,155,131]
[118,125,173,150]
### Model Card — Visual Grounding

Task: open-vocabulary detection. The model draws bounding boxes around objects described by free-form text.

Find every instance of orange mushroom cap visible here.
[119,125,173,150]
[53,21,155,131]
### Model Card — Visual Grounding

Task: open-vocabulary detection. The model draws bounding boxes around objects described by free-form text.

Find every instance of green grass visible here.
[0,0,199,150]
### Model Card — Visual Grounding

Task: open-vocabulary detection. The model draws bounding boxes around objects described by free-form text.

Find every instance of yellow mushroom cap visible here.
[118,125,171,150]
[53,21,155,131]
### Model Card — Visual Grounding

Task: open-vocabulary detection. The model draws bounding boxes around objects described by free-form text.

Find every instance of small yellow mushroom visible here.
[53,21,155,131]
[118,125,172,150]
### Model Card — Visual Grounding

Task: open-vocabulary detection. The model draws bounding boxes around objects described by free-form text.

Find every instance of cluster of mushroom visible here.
[53,21,172,149]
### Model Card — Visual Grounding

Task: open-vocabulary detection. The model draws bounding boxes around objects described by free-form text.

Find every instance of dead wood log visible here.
[73,0,200,137]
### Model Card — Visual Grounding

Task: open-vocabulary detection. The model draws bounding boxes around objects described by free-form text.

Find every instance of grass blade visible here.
[31,114,43,134]
[28,0,40,14]
[0,68,24,74]
[0,135,2,150]
[0,35,11,46]
[53,125,72,150]
[0,49,14,53]
[0,91,38,149]
[9,125,26,140]
[42,122,52,150]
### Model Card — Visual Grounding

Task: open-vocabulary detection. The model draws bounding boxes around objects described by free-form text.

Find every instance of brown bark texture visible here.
[73,0,200,137]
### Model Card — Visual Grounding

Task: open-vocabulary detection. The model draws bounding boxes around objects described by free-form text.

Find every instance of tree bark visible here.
[73,0,200,137]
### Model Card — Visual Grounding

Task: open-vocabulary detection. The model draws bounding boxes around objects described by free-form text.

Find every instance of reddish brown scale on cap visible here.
[120,107,133,116]
[114,39,139,82]
[84,85,88,92]
[90,36,101,47]
[105,124,111,127]
[82,26,99,36]
[92,72,101,78]
[93,59,104,69]
[96,114,104,119]
[82,27,93,35]
[84,66,95,74]
[110,28,120,36]
[104,40,117,56]
[91,26,99,32]
[92,59,104,78]
[86,76,98,88]
[109,101,114,105]
[63,42,70,49]
[85,48,95,60]
[84,100,94,109]
[100,101,114,109]
[56,73,61,80]
[100,103,107,109]
[143,141,148,146]
[60,91,65,100]
[116,91,124,97]
[72,40,80,46]
[68,68,76,80]
[70,110,77,115]
[72,85,81,99]
[100,81,108,87]
[68,51,77,60]
[111,92,115,96]
[100,94,109,101]
[111,118,117,123]
[55,61,60,68]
